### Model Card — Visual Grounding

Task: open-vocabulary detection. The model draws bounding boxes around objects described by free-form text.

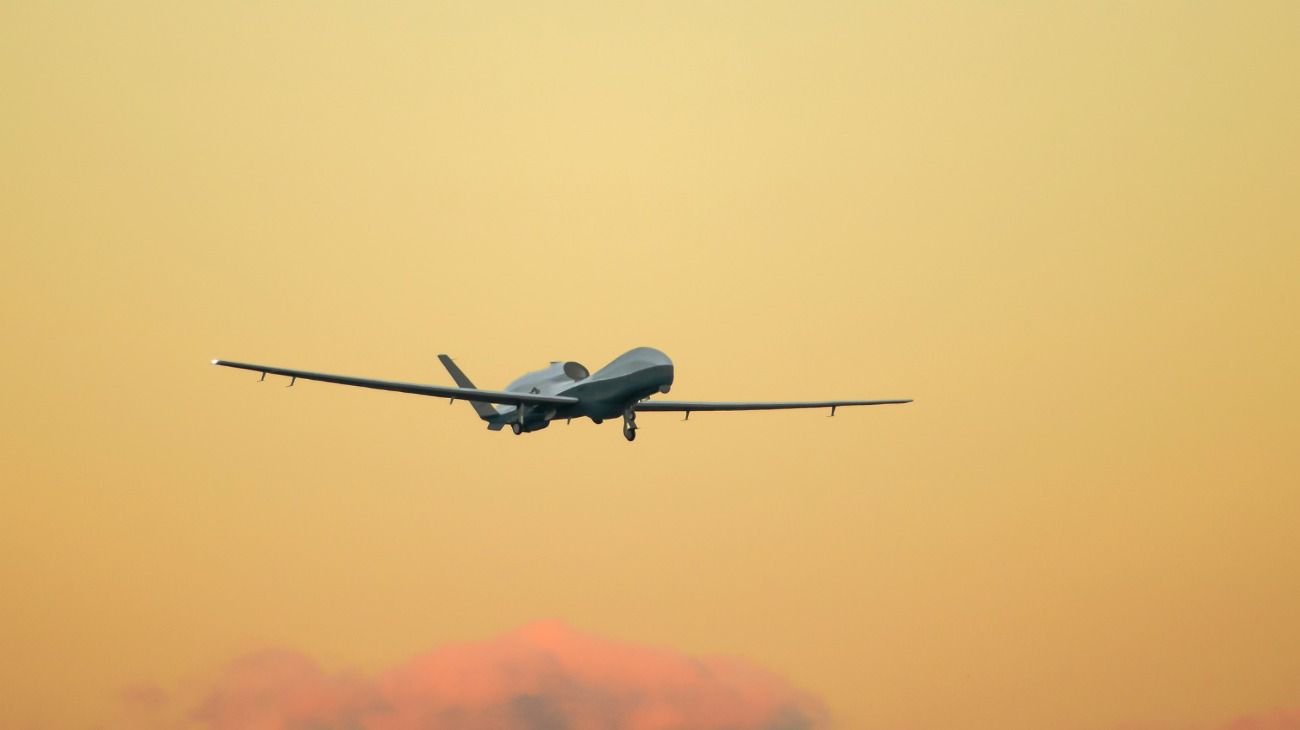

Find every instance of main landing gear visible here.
[622,409,637,442]
[512,403,528,435]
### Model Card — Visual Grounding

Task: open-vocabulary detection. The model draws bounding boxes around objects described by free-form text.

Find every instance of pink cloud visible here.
[129,622,1295,730]
[189,621,825,730]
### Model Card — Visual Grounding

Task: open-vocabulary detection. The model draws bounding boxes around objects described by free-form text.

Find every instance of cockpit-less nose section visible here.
[212,347,909,442]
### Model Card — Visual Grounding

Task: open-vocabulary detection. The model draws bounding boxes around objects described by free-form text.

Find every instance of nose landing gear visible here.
[622,409,637,442]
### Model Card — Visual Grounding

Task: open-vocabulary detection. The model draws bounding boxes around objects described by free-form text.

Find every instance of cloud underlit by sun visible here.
[117,622,824,730]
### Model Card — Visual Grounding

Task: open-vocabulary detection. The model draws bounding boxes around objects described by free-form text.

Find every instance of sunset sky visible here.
[2,2,1298,728]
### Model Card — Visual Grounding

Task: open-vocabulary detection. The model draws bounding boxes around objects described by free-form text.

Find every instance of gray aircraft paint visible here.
[212,347,910,441]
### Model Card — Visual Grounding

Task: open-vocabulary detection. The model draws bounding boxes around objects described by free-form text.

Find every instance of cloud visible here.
[185,621,825,730]
[124,621,1295,730]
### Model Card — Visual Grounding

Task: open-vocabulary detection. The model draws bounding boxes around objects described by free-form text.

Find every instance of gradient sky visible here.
[3,2,1298,729]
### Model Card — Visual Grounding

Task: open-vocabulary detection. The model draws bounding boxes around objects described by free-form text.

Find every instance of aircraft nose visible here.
[635,348,673,390]
[641,347,673,367]
[660,360,675,390]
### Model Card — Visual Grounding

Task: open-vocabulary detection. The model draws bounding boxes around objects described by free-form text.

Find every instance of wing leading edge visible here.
[635,398,912,413]
[211,360,577,408]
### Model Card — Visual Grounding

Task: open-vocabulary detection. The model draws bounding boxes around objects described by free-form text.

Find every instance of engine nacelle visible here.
[562,361,589,380]
[506,361,590,393]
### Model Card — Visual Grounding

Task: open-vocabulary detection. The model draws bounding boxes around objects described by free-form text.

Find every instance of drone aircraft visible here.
[212,347,910,441]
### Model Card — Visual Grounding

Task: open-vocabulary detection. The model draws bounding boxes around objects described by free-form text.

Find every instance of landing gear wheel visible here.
[622,409,637,442]
[511,422,523,435]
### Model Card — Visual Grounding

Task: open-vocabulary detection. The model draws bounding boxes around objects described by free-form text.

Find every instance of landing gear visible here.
[512,404,528,435]
[622,409,637,442]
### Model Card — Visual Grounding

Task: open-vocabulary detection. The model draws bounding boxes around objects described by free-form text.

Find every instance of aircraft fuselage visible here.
[486,346,674,432]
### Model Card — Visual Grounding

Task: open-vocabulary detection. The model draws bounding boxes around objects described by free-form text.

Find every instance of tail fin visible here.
[438,354,499,420]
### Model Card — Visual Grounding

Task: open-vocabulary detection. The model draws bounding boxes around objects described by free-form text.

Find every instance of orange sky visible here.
[2,2,1298,729]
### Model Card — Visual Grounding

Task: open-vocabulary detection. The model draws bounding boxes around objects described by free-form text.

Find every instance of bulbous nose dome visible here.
[624,346,672,367]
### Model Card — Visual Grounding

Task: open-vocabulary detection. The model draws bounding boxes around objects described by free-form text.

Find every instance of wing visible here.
[211,359,577,408]
[635,398,911,413]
